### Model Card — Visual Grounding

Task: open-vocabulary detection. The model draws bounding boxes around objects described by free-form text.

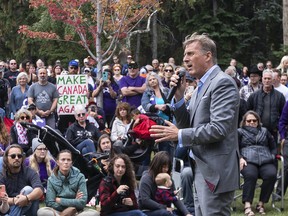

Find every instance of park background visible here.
[1,1,288,214]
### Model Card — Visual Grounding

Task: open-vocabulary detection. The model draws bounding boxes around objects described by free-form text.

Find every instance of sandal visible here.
[256,205,265,215]
[244,207,255,216]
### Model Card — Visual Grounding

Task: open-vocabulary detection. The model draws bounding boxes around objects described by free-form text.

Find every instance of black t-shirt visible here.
[4,70,19,88]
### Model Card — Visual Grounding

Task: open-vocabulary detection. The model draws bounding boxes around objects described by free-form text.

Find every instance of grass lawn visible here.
[231,179,286,216]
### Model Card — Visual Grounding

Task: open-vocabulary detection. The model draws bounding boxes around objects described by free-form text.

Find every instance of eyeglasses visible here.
[165,69,173,72]
[77,113,86,117]
[36,148,47,151]
[246,119,257,123]
[20,116,30,120]
[10,63,17,65]
[69,66,78,70]
[8,154,23,159]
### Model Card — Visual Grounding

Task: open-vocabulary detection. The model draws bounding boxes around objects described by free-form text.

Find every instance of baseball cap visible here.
[69,60,79,68]
[127,55,132,59]
[84,67,91,73]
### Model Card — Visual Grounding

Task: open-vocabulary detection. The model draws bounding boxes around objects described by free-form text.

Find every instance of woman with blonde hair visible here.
[9,72,29,117]
[25,138,56,189]
[10,108,35,155]
[277,55,288,74]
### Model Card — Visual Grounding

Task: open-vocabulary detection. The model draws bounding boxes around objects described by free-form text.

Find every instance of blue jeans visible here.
[144,209,174,216]
[76,139,96,154]
[7,186,39,216]
[181,167,195,211]
[108,209,147,216]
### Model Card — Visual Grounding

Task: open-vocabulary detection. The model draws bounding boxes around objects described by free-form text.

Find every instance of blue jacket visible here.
[45,166,87,211]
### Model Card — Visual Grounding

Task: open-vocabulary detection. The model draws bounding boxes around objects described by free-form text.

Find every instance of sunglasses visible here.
[10,63,17,65]
[128,65,137,69]
[165,69,173,72]
[8,154,23,159]
[36,148,47,151]
[28,108,36,111]
[246,119,257,123]
[69,66,78,70]
[20,116,30,120]
[77,113,86,117]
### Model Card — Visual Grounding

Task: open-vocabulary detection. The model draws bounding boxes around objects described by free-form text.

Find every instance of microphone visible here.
[167,69,186,101]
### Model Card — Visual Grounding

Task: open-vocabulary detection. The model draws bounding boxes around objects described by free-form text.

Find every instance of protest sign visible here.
[57,75,88,115]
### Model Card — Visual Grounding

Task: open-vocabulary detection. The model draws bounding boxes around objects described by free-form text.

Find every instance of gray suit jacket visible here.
[174,66,240,194]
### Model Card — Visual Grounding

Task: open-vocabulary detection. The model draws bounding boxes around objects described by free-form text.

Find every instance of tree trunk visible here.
[152,12,157,59]
[96,0,103,108]
[135,33,141,63]
[284,0,288,50]
[212,0,217,17]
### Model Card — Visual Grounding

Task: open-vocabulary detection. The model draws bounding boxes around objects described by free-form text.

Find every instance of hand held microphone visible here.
[167,69,186,101]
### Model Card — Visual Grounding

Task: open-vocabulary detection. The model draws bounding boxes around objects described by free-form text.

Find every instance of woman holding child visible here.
[138,151,192,216]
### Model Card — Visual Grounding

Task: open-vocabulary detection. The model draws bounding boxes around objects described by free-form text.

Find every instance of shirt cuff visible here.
[178,129,183,147]
[171,98,185,110]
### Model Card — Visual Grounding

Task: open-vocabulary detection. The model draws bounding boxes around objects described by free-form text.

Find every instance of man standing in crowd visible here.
[152,59,160,72]
[4,59,19,89]
[120,61,146,108]
[273,69,288,101]
[0,144,44,216]
[121,54,133,76]
[247,69,285,142]
[280,73,288,87]
[239,66,262,101]
[0,66,10,112]
[28,68,59,129]
[150,32,240,215]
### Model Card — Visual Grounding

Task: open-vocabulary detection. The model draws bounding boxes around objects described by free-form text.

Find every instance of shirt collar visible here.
[199,64,218,85]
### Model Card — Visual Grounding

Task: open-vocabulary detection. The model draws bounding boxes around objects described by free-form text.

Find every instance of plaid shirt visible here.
[239,83,262,101]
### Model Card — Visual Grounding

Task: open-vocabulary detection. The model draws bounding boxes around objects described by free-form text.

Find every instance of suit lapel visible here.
[189,67,221,125]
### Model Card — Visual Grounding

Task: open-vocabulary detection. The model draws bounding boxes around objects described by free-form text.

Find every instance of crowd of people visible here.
[0,36,288,215]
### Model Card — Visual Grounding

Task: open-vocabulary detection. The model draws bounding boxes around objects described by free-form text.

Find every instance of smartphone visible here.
[0,185,6,197]
[102,71,109,81]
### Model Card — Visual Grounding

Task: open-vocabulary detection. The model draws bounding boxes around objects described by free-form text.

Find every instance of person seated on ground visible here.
[97,134,145,175]
[10,108,36,156]
[0,185,9,215]
[239,110,277,216]
[99,154,146,216]
[155,173,179,208]
[66,105,102,155]
[110,102,132,147]
[37,150,99,216]
[0,144,44,216]
[86,102,106,132]
[138,151,192,216]
[24,138,56,190]
[0,115,10,173]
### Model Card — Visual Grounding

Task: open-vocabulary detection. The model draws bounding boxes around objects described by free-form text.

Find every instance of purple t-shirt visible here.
[24,158,56,187]
[119,75,145,108]
[103,83,119,116]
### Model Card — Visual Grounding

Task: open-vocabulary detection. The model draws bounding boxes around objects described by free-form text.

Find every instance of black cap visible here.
[248,65,262,77]
[128,61,138,69]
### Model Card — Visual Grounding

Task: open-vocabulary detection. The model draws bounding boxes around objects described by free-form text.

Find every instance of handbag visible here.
[60,207,77,216]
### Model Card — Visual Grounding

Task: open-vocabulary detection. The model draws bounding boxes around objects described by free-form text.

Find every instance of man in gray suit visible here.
[150,33,240,215]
